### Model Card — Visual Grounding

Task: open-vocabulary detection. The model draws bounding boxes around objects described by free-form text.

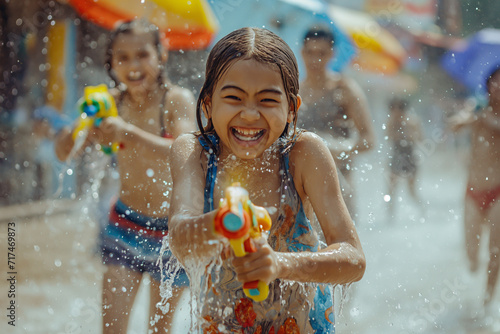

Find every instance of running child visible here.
[167,27,366,333]
[386,97,424,219]
[449,67,500,306]
[54,19,194,333]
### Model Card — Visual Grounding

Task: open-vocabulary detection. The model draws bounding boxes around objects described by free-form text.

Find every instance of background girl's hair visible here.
[104,19,165,88]
[196,27,300,155]
[303,25,335,46]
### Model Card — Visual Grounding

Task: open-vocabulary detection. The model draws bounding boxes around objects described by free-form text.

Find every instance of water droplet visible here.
[55,259,62,267]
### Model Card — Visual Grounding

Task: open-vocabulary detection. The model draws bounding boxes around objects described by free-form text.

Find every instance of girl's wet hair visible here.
[104,19,165,88]
[197,27,300,155]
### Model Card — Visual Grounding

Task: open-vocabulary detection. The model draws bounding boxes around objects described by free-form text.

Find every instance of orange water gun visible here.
[72,84,121,155]
[214,182,272,302]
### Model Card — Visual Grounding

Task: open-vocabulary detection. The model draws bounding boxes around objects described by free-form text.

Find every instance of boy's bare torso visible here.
[299,74,353,138]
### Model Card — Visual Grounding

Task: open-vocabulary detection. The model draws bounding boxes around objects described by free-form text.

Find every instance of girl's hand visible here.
[231,238,279,285]
[90,116,128,147]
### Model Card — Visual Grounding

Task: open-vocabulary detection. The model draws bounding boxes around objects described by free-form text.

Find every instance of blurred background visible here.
[1,0,500,333]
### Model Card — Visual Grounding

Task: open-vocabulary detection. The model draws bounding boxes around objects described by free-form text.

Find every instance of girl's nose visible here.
[240,105,260,122]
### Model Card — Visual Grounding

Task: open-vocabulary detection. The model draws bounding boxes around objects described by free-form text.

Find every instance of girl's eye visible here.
[224,95,241,101]
[261,98,278,103]
[138,52,149,59]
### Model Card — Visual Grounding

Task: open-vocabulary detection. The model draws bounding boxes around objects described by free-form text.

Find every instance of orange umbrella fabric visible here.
[68,0,218,50]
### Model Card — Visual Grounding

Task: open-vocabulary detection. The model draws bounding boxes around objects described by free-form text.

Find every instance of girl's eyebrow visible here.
[221,85,245,93]
[221,85,282,95]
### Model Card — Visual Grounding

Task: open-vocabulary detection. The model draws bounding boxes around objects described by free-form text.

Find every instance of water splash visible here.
[336,283,353,317]
[158,237,224,332]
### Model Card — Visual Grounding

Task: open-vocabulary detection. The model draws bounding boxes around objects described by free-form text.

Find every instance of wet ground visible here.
[1,146,499,334]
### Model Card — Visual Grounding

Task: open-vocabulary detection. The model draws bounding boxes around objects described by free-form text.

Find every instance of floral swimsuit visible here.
[198,134,335,334]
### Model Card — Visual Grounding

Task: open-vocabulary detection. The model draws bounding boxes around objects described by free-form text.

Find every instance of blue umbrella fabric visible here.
[209,0,356,74]
[441,28,500,97]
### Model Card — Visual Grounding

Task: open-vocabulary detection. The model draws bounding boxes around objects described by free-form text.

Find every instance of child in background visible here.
[298,26,375,221]
[54,19,195,333]
[449,68,500,306]
[167,27,365,333]
[386,97,424,219]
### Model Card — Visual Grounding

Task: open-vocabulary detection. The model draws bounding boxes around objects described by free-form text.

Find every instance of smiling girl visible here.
[168,27,365,333]
[54,19,195,333]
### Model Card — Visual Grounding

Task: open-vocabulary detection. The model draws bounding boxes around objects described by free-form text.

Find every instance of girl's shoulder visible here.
[288,131,331,166]
[172,132,201,153]
[290,130,326,149]
[287,131,335,195]
[165,84,195,104]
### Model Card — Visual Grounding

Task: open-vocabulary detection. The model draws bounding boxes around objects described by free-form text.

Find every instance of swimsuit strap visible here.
[198,134,219,213]
[277,133,319,253]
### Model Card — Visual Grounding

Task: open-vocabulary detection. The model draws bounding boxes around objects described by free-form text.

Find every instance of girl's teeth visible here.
[128,72,142,80]
[233,128,263,141]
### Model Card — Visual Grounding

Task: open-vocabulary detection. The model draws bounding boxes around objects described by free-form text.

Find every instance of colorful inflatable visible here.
[68,0,218,49]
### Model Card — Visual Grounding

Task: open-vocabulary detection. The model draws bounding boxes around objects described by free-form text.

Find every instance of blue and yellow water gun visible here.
[213,182,272,302]
[72,84,120,155]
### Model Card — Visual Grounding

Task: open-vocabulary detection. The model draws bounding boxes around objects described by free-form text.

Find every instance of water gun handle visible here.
[214,184,271,302]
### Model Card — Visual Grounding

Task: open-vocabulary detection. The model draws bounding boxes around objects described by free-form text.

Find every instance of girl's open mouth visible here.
[127,71,145,82]
[231,127,265,142]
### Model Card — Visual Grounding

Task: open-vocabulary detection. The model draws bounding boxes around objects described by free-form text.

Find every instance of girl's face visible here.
[110,33,162,94]
[206,58,296,160]
[301,38,334,73]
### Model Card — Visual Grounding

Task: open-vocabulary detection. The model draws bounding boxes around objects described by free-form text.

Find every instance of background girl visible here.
[168,27,365,333]
[55,19,195,333]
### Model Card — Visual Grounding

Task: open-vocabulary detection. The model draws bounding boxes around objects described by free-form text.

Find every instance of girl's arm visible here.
[447,105,477,132]
[95,87,195,157]
[54,126,96,162]
[278,132,365,284]
[54,127,75,162]
[96,116,174,157]
[167,134,222,265]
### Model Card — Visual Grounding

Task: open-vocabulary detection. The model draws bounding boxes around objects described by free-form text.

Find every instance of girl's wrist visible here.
[276,252,292,280]
[118,122,134,144]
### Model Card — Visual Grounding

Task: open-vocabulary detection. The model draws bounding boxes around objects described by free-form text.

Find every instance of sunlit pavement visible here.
[1,147,499,333]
